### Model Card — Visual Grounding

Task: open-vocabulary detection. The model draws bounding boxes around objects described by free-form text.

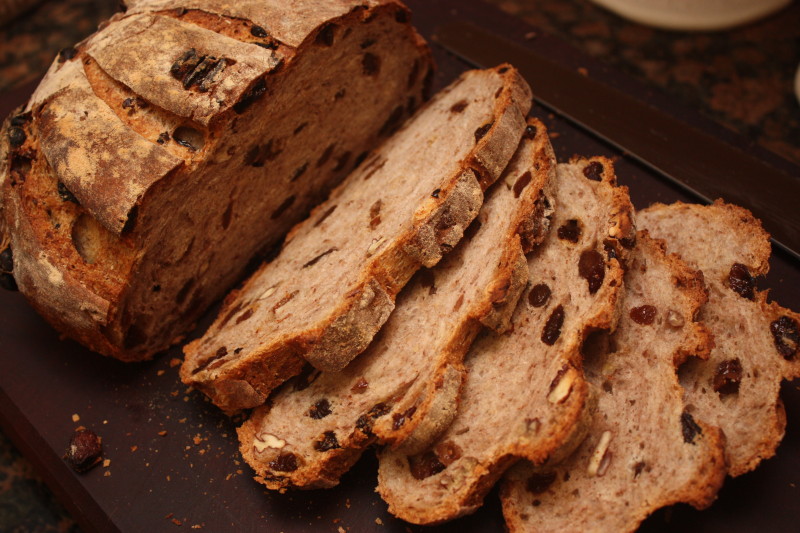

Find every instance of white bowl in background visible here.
[587,0,792,31]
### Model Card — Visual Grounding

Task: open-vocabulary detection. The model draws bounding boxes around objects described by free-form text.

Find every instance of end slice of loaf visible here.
[237,118,555,490]
[2,0,434,360]
[501,232,726,533]
[376,156,635,525]
[639,200,800,476]
[181,66,533,412]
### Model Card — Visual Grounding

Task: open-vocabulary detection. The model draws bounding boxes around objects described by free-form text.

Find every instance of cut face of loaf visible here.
[501,233,726,533]
[639,201,800,476]
[237,118,555,490]
[0,0,433,360]
[181,66,533,412]
[376,157,636,525]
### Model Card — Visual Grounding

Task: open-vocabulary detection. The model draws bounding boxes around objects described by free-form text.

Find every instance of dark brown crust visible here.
[182,65,533,412]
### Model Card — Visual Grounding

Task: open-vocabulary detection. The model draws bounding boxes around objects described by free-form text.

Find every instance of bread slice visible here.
[181,66,533,412]
[236,118,555,490]
[639,201,800,476]
[1,0,433,361]
[376,156,635,525]
[501,232,726,533]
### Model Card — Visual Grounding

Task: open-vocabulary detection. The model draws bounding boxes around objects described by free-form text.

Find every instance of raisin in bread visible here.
[639,201,800,476]
[376,156,635,525]
[181,66,533,412]
[501,232,726,533]
[0,0,433,361]
[236,118,555,490]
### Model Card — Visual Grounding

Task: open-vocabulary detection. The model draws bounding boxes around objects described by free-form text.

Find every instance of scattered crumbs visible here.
[167,475,171,481]
[171,518,182,526]
[221,433,228,438]
[103,420,108,424]
[791,482,796,488]
[165,513,174,519]
[234,460,241,466]
[375,518,383,525]
[193,435,203,445]
[524,31,537,40]
[159,430,168,437]
[337,528,346,533]
[236,469,243,475]
[225,473,232,481]
[577,67,588,76]
[104,471,111,477]
[184,396,190,402]
[199,449,206,456]
[170,358,181,367]
[345,498,351,509]
[185,446,192,451]
[191,526,202,530]
[179,418,187,424]
[72,414,80,423]
[103,459,111,467]
[278,487,287,494]
[184,386,193,393]
[332,518,340,524]
[145,462,150,467]
[130,445,138,452]
[158,370,166,376]
[550,132,561,139]
[171,391,180,397]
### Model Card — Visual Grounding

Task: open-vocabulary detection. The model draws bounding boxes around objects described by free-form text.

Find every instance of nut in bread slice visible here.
[237,117,555,490]
[639,200,800,476]
[181,66,533,412]
[501,232,726,533]
[376,156,635,525]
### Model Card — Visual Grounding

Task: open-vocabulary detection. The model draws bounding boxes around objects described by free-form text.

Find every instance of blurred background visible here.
[0,0,798,531]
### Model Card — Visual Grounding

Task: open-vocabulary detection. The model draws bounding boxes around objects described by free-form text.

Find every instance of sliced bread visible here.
[1,0,434,361]
[376,156,635,525]
[639,200,800,476]
[181,66,533,412]
[236,118,555,490]
[501,232,726,533]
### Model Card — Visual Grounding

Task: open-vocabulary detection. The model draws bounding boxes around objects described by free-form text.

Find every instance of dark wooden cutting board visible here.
[2,1,799,532]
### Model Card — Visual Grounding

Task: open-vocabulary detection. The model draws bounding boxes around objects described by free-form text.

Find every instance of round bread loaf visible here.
[0,0,433,361]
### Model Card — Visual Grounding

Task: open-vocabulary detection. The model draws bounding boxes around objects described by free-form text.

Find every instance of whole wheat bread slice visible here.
[639,200,800,476]
[181,66,532,412]
[376,156,635,525]
[236,118,555,490]
[501,232,726,533]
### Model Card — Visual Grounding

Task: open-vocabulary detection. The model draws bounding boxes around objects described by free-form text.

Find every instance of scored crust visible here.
[1,0,434,361]
[181,65,533,412]
[236,118,555,490]
[376,156,635,525]
[639,200,800,476]
[501,232,726,533]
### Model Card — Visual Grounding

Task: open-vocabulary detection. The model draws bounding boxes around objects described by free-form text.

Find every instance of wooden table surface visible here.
[1,1,799,532]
